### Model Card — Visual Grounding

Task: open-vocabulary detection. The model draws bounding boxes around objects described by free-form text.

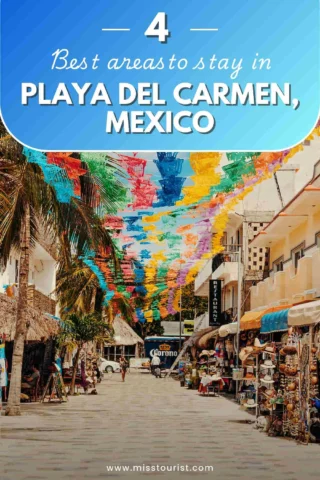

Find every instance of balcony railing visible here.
[212,245,242,274]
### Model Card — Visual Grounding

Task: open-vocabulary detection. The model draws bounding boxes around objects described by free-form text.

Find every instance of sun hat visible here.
[244,384,256,392]
[244,398,257,408]
[265,346,275,353]
[239,347,254,363]
[261,375,274,384]
[199,350,210,357]
[260,359,276,370]
[243,372,255,380]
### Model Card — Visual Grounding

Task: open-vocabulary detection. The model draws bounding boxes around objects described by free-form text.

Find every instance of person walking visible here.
[119,355,128,382]
[151,354,161,375]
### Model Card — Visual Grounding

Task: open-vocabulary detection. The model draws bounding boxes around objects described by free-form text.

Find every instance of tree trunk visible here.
[69,346,81,395]
[90,287,97,313]
[6,204,31,415]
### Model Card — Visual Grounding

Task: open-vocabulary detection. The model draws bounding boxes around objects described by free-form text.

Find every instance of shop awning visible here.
[260,308,289,333]
[288,299,320,326]
[196,328,220,349]
[240,305,292,331]
[219,322,238,337]
[240,310,264,330]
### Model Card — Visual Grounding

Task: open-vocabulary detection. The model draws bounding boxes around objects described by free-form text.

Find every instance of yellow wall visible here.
[269,238,286,265]
[251,206,320,309]
[270,212,319,265]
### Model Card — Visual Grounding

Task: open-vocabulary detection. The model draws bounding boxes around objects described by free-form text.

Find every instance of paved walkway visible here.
[0,372,319,480]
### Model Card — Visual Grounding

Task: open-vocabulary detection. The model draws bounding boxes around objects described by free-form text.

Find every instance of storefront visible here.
[0,296,59,402]
[178,324,238,394]
[238,299,320,443]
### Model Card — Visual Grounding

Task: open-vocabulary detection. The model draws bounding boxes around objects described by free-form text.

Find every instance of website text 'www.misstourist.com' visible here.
[106,465,214,473]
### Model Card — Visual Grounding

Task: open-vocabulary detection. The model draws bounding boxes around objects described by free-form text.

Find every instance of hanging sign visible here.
[209,279,222,327]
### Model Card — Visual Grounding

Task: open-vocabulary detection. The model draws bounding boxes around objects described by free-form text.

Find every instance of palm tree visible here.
[0,133,119,415]
[56,255,135,323]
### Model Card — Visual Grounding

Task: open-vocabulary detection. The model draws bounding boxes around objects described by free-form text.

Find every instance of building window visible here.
[273,256,284,272]
[292,243,305,271]
[237,228,242,246]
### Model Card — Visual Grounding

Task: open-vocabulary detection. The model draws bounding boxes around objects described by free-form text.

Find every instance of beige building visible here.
[194,137,320,325]
[194,210,273,320]
[250,161,320,310]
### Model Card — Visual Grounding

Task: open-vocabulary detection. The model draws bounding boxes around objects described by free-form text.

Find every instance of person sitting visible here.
[21,365,40,389]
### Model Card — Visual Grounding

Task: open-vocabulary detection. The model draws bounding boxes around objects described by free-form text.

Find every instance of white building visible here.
[0,236,58,316]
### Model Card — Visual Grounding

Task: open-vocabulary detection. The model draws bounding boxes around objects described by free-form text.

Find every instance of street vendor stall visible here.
[237,299,320,443]
[180,324,238,393]
[0,293,59,402]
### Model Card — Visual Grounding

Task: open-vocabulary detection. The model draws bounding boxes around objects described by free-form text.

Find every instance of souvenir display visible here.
[237,324,320,444]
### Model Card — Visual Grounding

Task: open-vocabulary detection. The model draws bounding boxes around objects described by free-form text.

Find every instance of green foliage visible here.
[0,136,116,270]
[80,153,128,215]
[56,257,100,317]
[59,313,111,346]
[133,321,165,339]
[163,282,208,321]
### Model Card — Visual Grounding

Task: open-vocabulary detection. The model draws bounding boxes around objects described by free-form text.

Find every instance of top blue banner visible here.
[1,0,319,151]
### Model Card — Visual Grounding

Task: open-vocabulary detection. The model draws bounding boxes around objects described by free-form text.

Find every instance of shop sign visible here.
[183,320,194,335]
[209,279,222,327]
[144,339,180,368]
[150,343,178,358]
